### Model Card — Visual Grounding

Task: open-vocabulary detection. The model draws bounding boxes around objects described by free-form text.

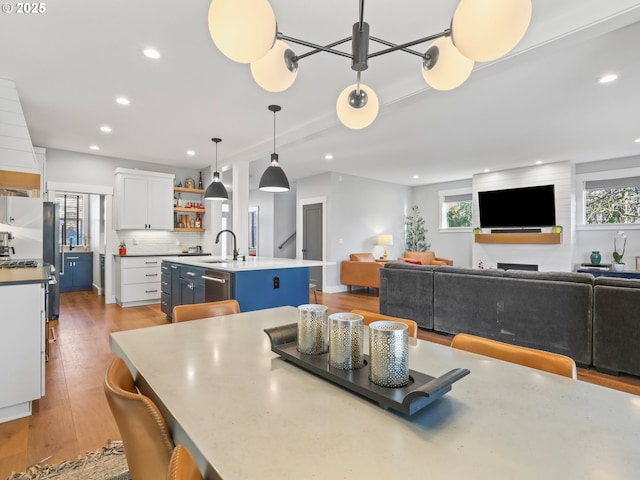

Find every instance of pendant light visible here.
[204,138,229,201]
[259,105,290,192]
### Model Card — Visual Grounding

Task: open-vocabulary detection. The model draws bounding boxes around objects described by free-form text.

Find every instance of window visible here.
[576,167,640,227]
[584,177,640,224]
[56,193,85,246]
[439,189,472,229]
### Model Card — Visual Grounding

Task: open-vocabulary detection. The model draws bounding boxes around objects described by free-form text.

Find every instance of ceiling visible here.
[1,0,640,190]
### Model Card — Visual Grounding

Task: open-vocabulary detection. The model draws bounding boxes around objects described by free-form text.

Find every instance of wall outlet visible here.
[133,238,138,246]
[273,277,280,289]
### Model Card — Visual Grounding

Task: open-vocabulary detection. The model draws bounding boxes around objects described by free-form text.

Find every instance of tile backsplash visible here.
[111,230,207,255]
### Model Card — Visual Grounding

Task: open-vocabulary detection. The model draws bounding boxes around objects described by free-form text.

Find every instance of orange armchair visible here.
[398,251,452,266]
[340,253,383,292]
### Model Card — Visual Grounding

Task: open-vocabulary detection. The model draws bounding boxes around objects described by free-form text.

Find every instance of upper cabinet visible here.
[114,168,174,230]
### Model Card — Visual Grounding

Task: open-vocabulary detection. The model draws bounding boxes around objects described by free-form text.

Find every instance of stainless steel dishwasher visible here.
[203,269,233,302]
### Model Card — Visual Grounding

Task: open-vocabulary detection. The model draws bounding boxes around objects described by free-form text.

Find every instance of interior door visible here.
[302,203,322,289]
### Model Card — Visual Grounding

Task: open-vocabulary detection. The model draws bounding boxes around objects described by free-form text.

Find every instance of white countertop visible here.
[160,255,330,272]
[110,306,640,480]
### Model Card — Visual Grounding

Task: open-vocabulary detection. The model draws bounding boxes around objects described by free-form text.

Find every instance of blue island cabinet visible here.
[233,267,310,312]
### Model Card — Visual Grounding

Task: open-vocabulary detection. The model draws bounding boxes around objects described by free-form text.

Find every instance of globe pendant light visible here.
[259,105,290,192]
[451,0,532,62]
[422,36,474,91]
[336,73,379,129]
[250,40,299,93]
[207,0,276,64]
[204,138,229,201]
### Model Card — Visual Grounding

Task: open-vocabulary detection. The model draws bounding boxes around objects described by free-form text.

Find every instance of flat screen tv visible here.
[478,185,556,229]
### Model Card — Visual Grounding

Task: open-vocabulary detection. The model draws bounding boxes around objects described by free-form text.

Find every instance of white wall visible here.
[249,188,275,257]
[412,179,473,268]
[471,161,573,271]
[274,184,296,259]
[296,172,411,292]
[46,148,208,254]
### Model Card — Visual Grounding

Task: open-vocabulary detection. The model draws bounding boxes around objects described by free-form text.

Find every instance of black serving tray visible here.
[264,323,470,416]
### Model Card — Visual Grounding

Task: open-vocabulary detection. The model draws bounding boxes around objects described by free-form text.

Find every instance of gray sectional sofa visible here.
[380,262,639,373]
[593,277,640,377]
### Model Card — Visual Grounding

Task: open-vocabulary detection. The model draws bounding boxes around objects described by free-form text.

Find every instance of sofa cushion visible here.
[593,277,640,375]
[503,269,594,285]
[380,265,435,329]
[349,253,376,262]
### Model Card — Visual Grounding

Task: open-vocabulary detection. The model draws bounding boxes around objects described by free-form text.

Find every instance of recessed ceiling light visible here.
[186,150,196,156]
[324,154,333,160]
[90,145,100,151]
[599,73,618,84]
[143,48,161,59]
[412,175,419,179]
[116,97,130,105]
[483,169,490,173]
[535,160,543,165]
[634,137,640,143]
[100,125,112,133]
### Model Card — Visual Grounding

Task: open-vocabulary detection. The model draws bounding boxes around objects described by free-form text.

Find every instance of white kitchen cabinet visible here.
[0,196,43,259]
[114,168,174,230]
[115,255,163,307]
[0,282,45,423]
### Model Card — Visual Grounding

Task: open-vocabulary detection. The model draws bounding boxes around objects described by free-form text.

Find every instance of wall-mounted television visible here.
[478,185,556,230]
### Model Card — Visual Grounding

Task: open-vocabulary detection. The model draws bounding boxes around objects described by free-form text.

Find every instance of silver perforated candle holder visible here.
[368,321,409,387]
[297,304,329,355]
[329,313,365,370]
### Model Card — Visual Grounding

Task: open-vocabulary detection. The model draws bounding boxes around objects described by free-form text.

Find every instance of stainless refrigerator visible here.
[43,201,60,320]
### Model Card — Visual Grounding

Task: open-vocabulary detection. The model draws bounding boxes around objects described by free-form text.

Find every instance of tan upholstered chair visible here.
[351,309,418,338]
[451,333,577,379]
[398,251,453,266]
[340,253,383,293]
[172,299,240,323]
[104,357,174,480]
[168,445,203,480]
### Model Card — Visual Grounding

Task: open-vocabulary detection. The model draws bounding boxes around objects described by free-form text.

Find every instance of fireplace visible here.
[497,262,538,271]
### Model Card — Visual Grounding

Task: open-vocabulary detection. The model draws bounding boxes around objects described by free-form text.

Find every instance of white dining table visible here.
[109,306,640,480]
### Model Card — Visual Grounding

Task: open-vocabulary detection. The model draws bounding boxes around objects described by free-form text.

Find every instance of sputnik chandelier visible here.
[208,0,532,129]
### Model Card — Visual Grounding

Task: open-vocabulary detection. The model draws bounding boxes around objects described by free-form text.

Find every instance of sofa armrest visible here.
[434,257,453,266]
[340,261,383,288]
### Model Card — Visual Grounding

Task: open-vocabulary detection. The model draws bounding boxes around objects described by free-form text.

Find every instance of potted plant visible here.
[119,240,127,256]
[612,231,626,271]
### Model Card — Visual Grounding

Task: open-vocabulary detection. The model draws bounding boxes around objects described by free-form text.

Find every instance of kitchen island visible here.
[160,256,327,317]
[0,266,48,423]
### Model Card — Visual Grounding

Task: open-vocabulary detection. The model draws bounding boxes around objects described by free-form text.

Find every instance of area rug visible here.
[6,440,130,480]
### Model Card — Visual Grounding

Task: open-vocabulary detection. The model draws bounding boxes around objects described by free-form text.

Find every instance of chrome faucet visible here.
[215,229,239,261]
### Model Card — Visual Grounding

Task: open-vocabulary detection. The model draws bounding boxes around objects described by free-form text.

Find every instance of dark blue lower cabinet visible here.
[234,267,310,312]
[60,252,93,292]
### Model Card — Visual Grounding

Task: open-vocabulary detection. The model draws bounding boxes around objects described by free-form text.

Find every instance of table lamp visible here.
[377,234,393,260]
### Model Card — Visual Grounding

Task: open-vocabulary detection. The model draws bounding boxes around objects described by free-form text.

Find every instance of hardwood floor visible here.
[1,288,639,478]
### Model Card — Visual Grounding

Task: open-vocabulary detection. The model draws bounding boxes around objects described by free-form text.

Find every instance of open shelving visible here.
[474,232,561,244]
[174,187,205,232]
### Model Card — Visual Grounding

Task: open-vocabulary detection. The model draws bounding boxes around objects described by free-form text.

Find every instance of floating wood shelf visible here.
[174,207,205,213]
[474,233,561,245]
[173,227,205,233]
[174,187,205,194]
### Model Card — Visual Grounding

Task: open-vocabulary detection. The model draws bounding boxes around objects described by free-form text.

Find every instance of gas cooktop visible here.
[0,259,41,269]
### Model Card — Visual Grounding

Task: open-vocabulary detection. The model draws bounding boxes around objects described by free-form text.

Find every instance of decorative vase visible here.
[590,251,601,265]
[613,263,625,272]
